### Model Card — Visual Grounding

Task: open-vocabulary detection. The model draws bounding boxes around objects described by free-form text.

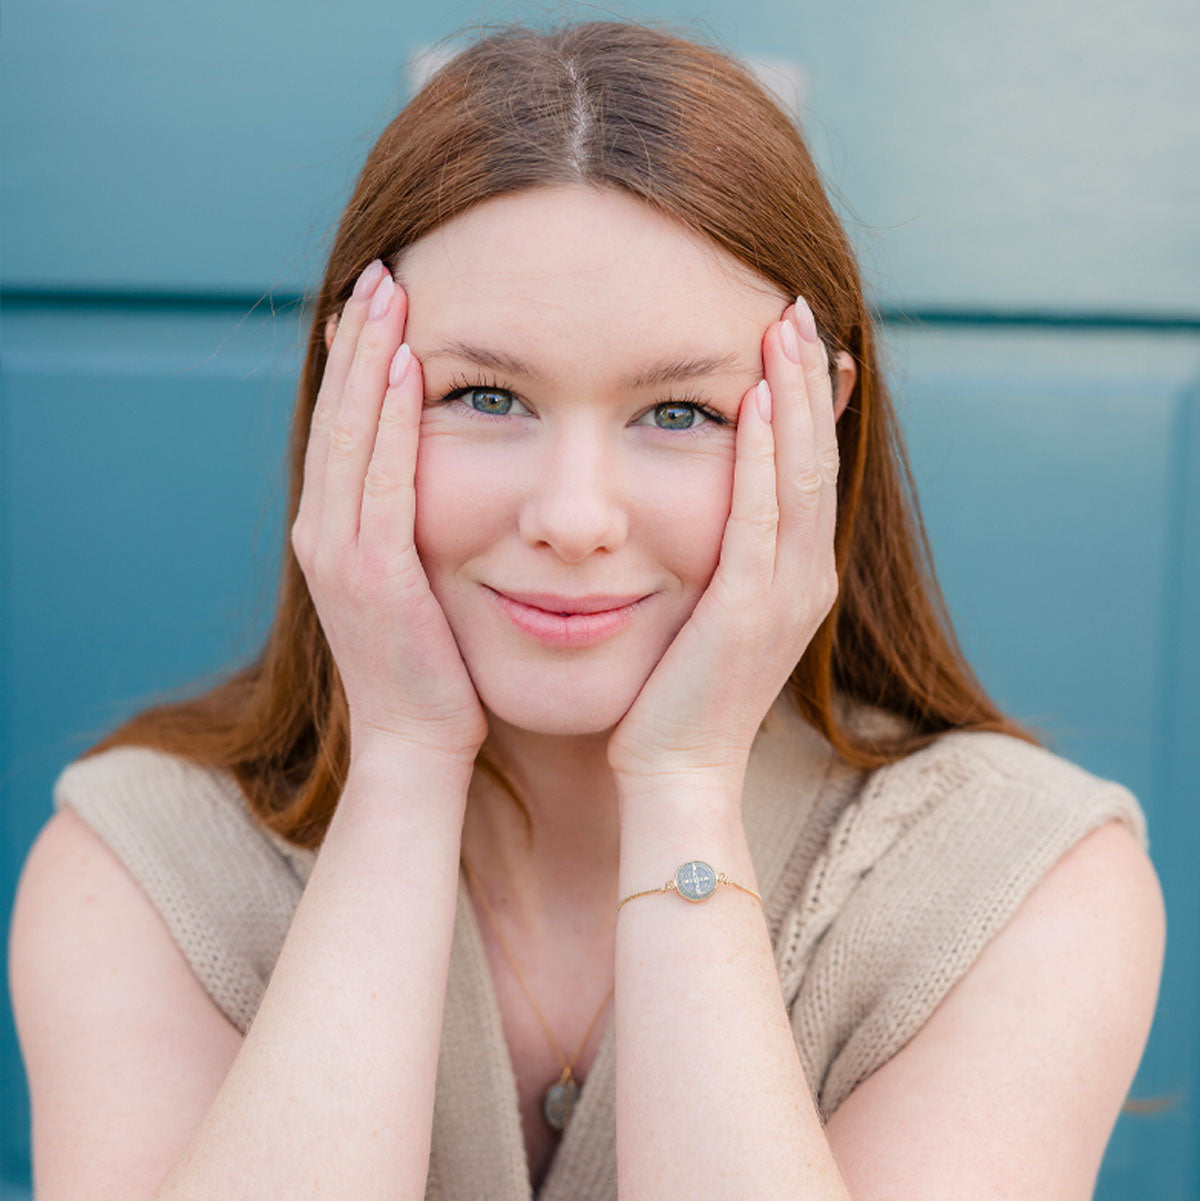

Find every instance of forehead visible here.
[395,185,787,371]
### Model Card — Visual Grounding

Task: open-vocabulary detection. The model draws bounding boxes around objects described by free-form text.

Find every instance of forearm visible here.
[153,750,470,1201]
[614,780,853,1201]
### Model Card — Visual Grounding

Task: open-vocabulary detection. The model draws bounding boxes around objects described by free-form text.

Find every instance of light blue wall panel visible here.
[1,305,298,789]
[882,327,1193,786]
[798,0,1200,316]
[3,0,1197,312]
[884,326,1200,1196]
[0,305,298,1188]
[2,307,1196,1194]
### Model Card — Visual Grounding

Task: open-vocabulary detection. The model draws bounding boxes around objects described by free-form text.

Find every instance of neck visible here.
[460,714,623,941]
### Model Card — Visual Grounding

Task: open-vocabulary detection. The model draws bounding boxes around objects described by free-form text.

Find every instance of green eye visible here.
[652,403,704,430]
[636,399,729,434]
[464,388,515,415]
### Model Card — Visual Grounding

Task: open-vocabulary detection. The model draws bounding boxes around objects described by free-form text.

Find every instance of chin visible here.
[474,663,642,738]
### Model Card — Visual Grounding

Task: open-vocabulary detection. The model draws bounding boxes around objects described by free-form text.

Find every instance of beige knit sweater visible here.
[52,692,1149,1201]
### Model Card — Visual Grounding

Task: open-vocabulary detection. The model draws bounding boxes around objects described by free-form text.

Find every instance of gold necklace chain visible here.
[461,853,614,1134]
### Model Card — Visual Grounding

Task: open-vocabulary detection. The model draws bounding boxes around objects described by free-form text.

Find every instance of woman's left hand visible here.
[606,297,841,799]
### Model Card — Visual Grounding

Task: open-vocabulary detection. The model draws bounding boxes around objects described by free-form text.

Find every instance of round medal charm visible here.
[674,860,718,902]
[543,1076,581,1132]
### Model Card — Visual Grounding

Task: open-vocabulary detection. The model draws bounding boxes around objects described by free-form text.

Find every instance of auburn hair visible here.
[78,17,1046,850]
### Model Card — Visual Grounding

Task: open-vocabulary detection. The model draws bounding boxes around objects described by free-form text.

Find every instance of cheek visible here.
[640,454,735,588]
[412,433,512,569]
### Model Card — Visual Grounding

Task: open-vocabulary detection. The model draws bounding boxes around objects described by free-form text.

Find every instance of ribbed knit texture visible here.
[52,692,1148,1200]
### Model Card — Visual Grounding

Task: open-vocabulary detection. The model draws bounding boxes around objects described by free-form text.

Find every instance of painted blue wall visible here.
[3,0,1197,1194]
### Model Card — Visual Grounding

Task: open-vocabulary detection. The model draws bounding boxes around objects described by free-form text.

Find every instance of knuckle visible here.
[819,446,840,477]
[378,402,407,428]
[310,406,334,437]
[363,466,405,499]
[290,520,312,563]
[795,467,824,498]
[823,572,840,610]
[328,422,359,460]
[811,560,839,611]
[803,360,830,392]
[744,504,780,535]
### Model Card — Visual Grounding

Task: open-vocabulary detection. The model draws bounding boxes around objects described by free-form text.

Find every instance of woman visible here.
[10,18,1164,1201]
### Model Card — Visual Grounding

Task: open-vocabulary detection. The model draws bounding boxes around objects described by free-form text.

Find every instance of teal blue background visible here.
[2,0,1197,1195]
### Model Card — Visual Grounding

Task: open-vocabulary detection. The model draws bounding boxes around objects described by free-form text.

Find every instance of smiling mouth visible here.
[486,587,652,615]
[487,588,651,648]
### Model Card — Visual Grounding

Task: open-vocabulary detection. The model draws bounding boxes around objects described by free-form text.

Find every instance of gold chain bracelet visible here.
[616,859,763,914]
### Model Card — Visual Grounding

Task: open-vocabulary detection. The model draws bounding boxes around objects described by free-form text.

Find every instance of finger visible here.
[717,378,778,596]
[800,315,842,572]
[780,300,840,422]
[358,340,424,564]
[319,270,410,550]
[789,299,839,481]
[295,259,385,537]
[764,314,821,573]
[768,299,836,582]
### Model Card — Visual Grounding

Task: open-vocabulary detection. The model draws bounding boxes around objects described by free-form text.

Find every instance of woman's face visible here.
[399,184,793,737]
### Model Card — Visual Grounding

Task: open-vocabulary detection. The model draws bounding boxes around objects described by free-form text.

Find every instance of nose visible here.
[517,424,629,562]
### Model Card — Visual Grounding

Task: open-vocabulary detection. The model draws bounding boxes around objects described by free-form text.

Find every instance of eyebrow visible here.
[421,339,751,391]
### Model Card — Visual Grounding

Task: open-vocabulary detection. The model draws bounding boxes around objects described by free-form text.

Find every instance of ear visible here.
[832,351,857,422]
[324,313,339,352]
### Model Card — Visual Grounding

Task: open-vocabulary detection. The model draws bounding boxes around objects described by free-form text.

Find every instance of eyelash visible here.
[431,373,732,439]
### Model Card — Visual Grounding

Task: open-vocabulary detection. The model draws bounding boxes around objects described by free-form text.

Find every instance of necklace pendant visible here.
[542,1075,581,1132]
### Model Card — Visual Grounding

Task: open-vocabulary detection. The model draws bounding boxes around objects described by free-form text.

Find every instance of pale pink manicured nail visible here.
[389,343,413,387]
[756,379,772,423]
[354,259,385,299]
[794,296,819,342]
[368,272,395,320]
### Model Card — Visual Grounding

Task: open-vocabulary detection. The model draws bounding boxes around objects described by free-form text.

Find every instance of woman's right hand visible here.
[291,259,489,771]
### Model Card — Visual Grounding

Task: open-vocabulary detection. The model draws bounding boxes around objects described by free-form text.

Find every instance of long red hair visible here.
[78,17,1045,849]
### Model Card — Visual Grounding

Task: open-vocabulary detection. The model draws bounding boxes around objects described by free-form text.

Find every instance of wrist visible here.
[349,716,484,774]
[615,769,745,821]
[344,743,475,819]
[617,774,746,857]
[350,727,477,776]
[616,793,757,912]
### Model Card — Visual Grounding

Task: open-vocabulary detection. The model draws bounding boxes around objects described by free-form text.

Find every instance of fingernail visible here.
[794,296,819,342]
[389,343,413,387]
[779,318,801,362]
[368,272,395,320]
[354,259,384,299]
[756,379,772,423]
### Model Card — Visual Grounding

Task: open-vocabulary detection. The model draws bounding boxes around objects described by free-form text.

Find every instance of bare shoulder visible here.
[10,807,243,1199]
[823,819,1166,1200]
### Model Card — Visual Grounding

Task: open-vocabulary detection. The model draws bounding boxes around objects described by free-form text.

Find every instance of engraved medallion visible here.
[675,859,718,901]
[542,1076,581,1131]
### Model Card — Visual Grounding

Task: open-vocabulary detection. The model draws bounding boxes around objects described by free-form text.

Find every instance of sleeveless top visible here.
[51,692,1150,1201]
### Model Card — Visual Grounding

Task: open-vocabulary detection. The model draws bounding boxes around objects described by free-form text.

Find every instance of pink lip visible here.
[486,587,651,648]
[491,589,650,615]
